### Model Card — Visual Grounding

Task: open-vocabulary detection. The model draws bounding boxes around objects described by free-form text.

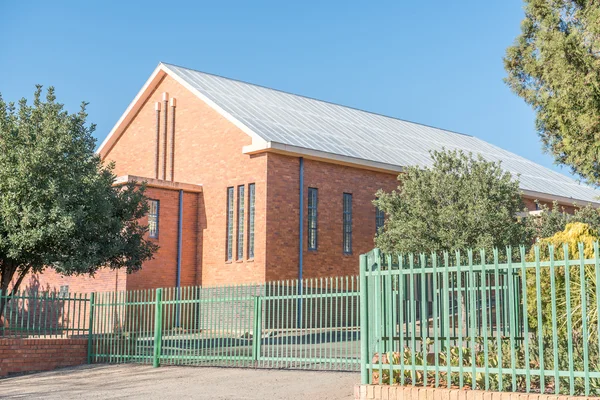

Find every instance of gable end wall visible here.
[102,74,268,286]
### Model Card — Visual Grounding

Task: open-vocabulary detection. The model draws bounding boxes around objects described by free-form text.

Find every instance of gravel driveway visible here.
[0,364,358,399]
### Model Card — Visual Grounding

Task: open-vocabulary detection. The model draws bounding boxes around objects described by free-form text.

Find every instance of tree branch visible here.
[8,265,31,297]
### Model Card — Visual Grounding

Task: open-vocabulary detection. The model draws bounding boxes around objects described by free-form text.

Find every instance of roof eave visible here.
[113,175,203,193]
[97,62,268,160]
[243,142,600,206]
[97,64,167,158]
[520,189,600,208]
[243,141,403,175]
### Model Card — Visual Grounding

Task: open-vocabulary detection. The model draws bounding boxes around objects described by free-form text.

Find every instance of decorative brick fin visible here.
[162,92,169,180]
[169,98,176,182]
[154,102,161,180]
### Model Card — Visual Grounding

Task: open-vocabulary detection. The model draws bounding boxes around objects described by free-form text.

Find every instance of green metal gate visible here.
[88,276,360,371]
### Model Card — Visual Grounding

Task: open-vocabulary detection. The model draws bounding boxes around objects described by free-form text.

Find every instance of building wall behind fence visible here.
[101,74,269,287]
[265,154,399,281]
[0,338,88,377]
[125,186,199,291]
[1,292,91,338]
[16,268,125,296]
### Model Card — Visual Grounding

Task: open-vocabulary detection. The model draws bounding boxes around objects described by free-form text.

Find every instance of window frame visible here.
[59,285,69,298]
[237,185,245,261]
[375,204,385,234]
[247,183,256,260]
[148,199,160,239]
[307,187,318,251]
[226,187,234,261]
[343,193,352,255]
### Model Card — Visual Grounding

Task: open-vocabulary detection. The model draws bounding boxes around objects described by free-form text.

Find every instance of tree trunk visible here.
[0,267,12,327]
[0,261,29,323]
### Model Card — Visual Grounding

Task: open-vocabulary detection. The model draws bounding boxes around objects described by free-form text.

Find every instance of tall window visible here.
[308,188,318,250]
[226,187,234,261]
[376,205,385,233]
[148,199,159,239]
[247,183,256,259]
[237,185,245,260]
[343,193,352,254]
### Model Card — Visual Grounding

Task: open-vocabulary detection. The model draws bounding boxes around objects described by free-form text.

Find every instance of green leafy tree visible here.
[504,0,600,186]
[374,149,529,255]
[0,86,157,317]
[528,201,600,238]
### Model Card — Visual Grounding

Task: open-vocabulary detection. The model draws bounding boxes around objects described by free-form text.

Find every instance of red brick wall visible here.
[15,185,200,295]
[265,153,582,280]
[354,384,598,400]
[126,187,199,291]
[522,197,577,214]
[18,268,125,295]
[0,338,87,377]
[101,74,267,286]
[265,153,399,280]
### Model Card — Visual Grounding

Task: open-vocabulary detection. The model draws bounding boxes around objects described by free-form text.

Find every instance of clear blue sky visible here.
[0,0,576,178]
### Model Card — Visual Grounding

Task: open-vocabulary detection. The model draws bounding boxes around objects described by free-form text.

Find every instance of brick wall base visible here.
[0,338,88,377]
[354,385,599,400]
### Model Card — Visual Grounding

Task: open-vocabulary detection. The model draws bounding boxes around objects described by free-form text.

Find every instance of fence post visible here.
[87,292,95,364]
[252,296,262,362]
[360,253,369,384]
[153,288,163,368]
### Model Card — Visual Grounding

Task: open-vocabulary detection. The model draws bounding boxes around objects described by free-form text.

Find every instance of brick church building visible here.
[28,62,600,295]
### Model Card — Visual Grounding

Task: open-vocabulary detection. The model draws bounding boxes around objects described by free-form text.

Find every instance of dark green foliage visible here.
[0,86,157,304]
[527,201,600,238]
[374,149,528,256]
[504,0,600,186]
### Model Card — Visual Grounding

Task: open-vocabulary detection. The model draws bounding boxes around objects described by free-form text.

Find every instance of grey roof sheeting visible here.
[163,63,600,204]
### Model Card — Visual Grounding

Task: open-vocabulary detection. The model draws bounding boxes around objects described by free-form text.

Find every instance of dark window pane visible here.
[248,184,256,259]
[148,200,159,239]
[343,193,352,254]
[237,185,245,260]
[226,187,234,261]
[308,188,318,250]
[376,204,385,234]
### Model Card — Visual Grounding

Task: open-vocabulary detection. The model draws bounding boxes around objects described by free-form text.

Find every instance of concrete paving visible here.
[0,364,359,399]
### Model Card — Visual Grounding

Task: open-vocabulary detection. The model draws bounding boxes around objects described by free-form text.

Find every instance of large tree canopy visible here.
[0,86,157,303]
[504,0,600,186]
[374,150,529,255]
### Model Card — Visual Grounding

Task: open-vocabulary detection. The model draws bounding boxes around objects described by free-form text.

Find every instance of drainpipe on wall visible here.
[298,157,304,327]
[175,189,183,326]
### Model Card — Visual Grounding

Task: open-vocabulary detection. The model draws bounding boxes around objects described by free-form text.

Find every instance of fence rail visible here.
[0,290,90,338]
[360,243,600,397]
[89,276,361,371]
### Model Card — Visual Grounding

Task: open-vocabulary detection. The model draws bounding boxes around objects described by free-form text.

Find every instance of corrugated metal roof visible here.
[164,63,600,204]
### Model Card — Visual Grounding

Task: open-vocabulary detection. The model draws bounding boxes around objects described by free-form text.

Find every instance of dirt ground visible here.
[0,364,359,399]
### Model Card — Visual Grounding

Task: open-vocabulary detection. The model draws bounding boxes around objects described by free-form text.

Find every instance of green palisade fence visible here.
[88,276,361,371]
[0,290,90,338]
[360,243,600,397]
